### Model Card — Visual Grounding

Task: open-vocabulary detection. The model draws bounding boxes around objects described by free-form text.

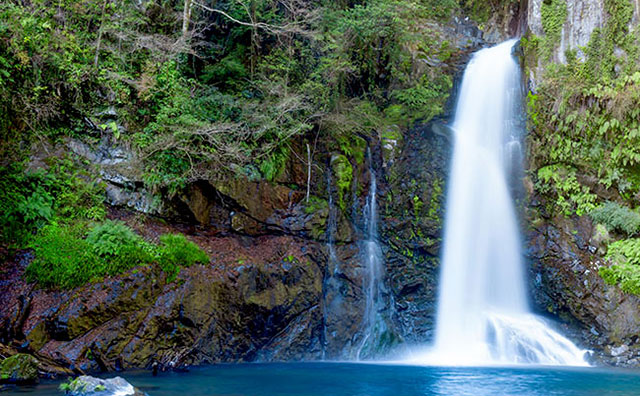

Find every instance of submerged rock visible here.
[60,375,145,396]
[0,353,38,384]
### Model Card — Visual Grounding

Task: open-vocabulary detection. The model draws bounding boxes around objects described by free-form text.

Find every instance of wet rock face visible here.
[381,121,452,344]
[1,237,331,370]
[481,0,529,43]
[524,204,640,366]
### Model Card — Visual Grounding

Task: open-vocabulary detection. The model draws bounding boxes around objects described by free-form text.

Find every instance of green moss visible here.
[380,126,403,163]
[460,0,519,26]
[331,154,353,211]
[59,378,89,393]
[303,196,328,215]
[1,354,38,383]
[427,177,444,224]
[540,0,567,61]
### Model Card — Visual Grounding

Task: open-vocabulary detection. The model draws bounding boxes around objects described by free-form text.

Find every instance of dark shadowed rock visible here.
[525,200,640,366]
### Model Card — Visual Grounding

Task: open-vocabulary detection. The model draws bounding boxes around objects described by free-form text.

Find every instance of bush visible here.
[157,234,209,281]
[599,238,640,295]
[26,224,99,289]
[599,263,640,295]
[86,220,156,275]
[27,221,208,288]
[590,201,640,236]
[606,238,640,266]
[0,159,105,247]
[0,166,54,245]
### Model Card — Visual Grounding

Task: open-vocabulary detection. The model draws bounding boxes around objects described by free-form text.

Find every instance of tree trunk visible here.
[182,0,192,37]
[93,0,108,68]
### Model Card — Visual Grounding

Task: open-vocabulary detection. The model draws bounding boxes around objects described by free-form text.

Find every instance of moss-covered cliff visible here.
[522,0,640,366]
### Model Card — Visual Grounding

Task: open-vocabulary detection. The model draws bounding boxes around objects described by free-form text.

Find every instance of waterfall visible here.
[357,149,387,359]
[326,173,340,277]
[322,171,339,360]
[414,39,588,366]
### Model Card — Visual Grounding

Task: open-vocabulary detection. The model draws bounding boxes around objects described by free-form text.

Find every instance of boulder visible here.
[0,354,38,384]
[59,375,145,396]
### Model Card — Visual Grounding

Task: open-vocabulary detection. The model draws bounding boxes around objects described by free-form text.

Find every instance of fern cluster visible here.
[590,201,640,236]
[599,238,640,295]
[26,221,209,289]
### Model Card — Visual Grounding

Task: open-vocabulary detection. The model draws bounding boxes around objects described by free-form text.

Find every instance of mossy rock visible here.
[0,354,39,384]
[330,154,353,211]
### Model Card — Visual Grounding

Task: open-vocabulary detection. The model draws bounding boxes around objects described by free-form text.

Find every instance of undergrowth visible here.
[590,201,640,236]
[26,221,209,289]
[600,238,640,295]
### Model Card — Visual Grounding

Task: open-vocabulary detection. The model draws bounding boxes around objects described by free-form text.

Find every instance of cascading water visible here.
[414,39,588,366]
[322,171,340,360]
[357,149,387,359]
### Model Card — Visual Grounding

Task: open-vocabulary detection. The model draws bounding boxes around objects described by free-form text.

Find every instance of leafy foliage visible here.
[86,220,156,274]
[331,154,353,211]
[528,0,640,218]
[539,0,567,60]
[590,201,640,236]
[599,238,640,295]
[536,165,596,216]
[26,224,99,289]
[26,222,208,289]
[525,0,640,295]
[1,0,462,197]
[157,233,210,281]
[460,0,519,25]
[0,158,105,246]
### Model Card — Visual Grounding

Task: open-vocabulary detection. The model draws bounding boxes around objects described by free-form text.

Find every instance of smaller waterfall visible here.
[357,149,387,359]
[326,173,340,276]
[321,171,340,360]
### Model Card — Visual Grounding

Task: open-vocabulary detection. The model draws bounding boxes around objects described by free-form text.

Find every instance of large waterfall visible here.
[417,40,588,366]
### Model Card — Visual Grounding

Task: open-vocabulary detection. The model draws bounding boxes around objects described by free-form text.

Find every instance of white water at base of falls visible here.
[410,39,589,367]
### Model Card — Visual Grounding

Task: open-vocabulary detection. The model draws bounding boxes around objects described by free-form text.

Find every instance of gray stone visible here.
[610,344,629,357]
[528,0,606,64]
[60,375,144,396]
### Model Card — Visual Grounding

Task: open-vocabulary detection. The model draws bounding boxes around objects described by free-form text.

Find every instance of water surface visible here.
[6,363,640,396]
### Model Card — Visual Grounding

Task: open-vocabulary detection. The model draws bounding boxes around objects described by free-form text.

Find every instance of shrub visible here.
[590,201,640,236]
[157,234,209,281]
[86,220,155,274]
[0,166,55,245]
[27,221,155,289]
[0,159,105,247]
[26,224,98,289]
[599,263,640,295]
[599,238,640,295]
[27,221,208,288]
[606,238,640,266]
